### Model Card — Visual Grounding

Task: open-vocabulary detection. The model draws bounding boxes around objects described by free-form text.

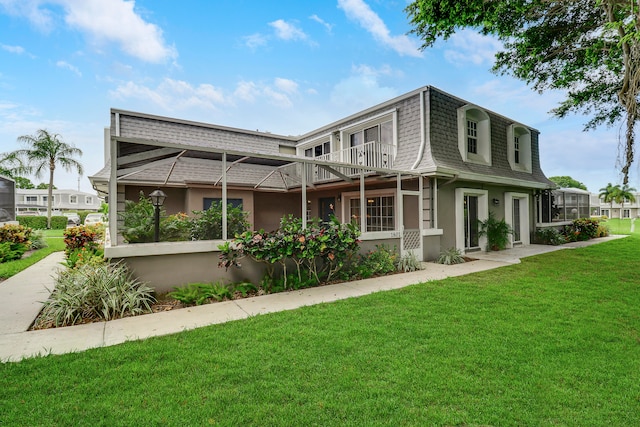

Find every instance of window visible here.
[304,141,330,158]
[203,198,243,210]
[467,119,478,154]
[507,124,532,173]
[623,209,630,218]
[42,195,54,203]
[457,105,491,165]
[26,196,37,204]
[85,196,93,205]
[349,120,393,147]
[348,195,394,232]
[70,195,78,204]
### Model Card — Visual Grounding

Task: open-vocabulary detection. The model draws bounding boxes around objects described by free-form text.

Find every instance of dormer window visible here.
[467,119,478,154]
[458,105,491,165]
[507,124,532,173]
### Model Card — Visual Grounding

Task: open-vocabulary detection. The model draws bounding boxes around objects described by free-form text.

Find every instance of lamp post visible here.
[149,189,167,242]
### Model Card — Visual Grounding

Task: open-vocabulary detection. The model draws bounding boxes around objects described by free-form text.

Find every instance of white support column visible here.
[397,173,402,232]
[302,162,307,229]
[360,169,366,233]
[222,152,227,240]
[109,137,118,246]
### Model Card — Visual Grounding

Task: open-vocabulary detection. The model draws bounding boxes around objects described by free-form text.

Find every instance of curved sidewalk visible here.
[0,236,625,362]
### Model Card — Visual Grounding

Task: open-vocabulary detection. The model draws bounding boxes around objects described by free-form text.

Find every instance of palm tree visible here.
[0,152,28,178]
[13,130,83,228]
[598,182,620,217]
[615,184,637,219]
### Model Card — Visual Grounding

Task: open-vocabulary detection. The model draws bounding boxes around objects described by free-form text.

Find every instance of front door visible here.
[464,195,479,250]
[513,198,521,243]
[319,197,336,222]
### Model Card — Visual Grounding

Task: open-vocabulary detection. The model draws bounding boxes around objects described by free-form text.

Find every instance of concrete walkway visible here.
[0,236,626,362]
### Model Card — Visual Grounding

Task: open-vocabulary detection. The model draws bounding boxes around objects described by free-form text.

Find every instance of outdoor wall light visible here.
[149,189,167,242]
[492,198,500,206]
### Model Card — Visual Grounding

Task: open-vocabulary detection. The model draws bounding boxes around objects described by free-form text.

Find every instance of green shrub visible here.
[436,247,465,265]
[0,224,33,246]
[534,227,566,245]
[63,225,105,269]
[50,216,68,229]
[355,244,398,278]
[162,213,191,242]
[219,216,360,290]
[0,242,28,263]
[16,215,67,229]
[478,212,512,251]
[396,251,423,272]
[17,215,47,229]
[29,230,48,250]
[36,262,155,328]
[191,201,250,240]
[169,282,233,305]
[119,192,158,243]
[563,218,601,241]
[596,223,610,237]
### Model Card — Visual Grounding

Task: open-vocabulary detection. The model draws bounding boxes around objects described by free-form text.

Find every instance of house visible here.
[598,191,640,218]
[16,188,101,214]
[89,86,554,290]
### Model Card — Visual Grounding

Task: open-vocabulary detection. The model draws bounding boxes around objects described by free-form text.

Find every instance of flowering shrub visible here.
[0,224,32,246]
[219,215,360,290]
[562,218,601,242]
[64,225,104,268]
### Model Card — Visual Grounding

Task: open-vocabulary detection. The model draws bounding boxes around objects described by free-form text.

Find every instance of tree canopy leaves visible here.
[549,175,588,190]
[406,0,640,184]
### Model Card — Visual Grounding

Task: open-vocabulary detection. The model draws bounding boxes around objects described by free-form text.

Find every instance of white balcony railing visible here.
[312,142,395,182]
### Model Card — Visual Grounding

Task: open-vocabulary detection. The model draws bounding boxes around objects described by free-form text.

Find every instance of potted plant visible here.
[478,211,513,251]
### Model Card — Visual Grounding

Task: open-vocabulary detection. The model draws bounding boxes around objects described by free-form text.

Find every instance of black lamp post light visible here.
[149,189,167,242]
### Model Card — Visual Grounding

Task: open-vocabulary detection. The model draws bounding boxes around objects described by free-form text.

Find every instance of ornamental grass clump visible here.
[436,247,465,265]
[36,262,155,328]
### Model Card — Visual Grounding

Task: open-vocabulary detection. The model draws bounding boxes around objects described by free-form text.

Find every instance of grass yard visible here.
[0,232,65,280]
[601,217,635,235]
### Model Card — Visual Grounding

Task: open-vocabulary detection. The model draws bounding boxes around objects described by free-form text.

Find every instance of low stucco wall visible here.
[106,241,268,294]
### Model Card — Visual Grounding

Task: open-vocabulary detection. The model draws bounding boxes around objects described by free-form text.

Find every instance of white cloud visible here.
[243,33,268,50]
[0,0,177,63]
[274,78,298,94]
[309,14,333,33]
[269,19,308,41]
[110,78,226,111]
[337,0,422,58]
[1,44,24,54]
[0,0,55,32]
[234,81,258,103]
[443,30,502,66]
[263,87,293,108]
[56,60,81,76]
[61,0,177,63]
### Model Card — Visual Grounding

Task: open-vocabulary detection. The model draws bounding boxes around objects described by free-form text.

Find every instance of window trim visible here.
[85,196,93,205]
[507,124,532,173]
[338,109,398,155]
[69,195,78,204]
[342,188,397,234]
[454,188,489,253]
[457,105,491,166]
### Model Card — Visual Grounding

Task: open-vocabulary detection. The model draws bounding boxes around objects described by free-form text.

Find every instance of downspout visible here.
[411,88,428,170]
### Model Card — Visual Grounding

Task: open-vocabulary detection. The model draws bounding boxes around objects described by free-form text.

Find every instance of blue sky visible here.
[0,0,635,193]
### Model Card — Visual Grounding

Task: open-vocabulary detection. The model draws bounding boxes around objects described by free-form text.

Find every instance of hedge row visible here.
[17,216,68,229]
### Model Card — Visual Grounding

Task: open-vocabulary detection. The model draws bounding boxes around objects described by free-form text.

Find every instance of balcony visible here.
[310,142,395,182]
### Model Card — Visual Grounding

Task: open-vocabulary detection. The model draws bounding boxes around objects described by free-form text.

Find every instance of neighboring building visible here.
[597,191,640,219]
[90,86,555,289]
[16,188,101,214]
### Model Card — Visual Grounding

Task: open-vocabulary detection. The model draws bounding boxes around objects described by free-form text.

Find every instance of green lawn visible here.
[1,235,639,426]
[601,217,635,235]
[0,232,65,280]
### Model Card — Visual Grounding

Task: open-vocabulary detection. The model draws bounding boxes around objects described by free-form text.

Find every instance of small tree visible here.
[615,184,637,219]
[478,211,512,251]
[13,130,83,229]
